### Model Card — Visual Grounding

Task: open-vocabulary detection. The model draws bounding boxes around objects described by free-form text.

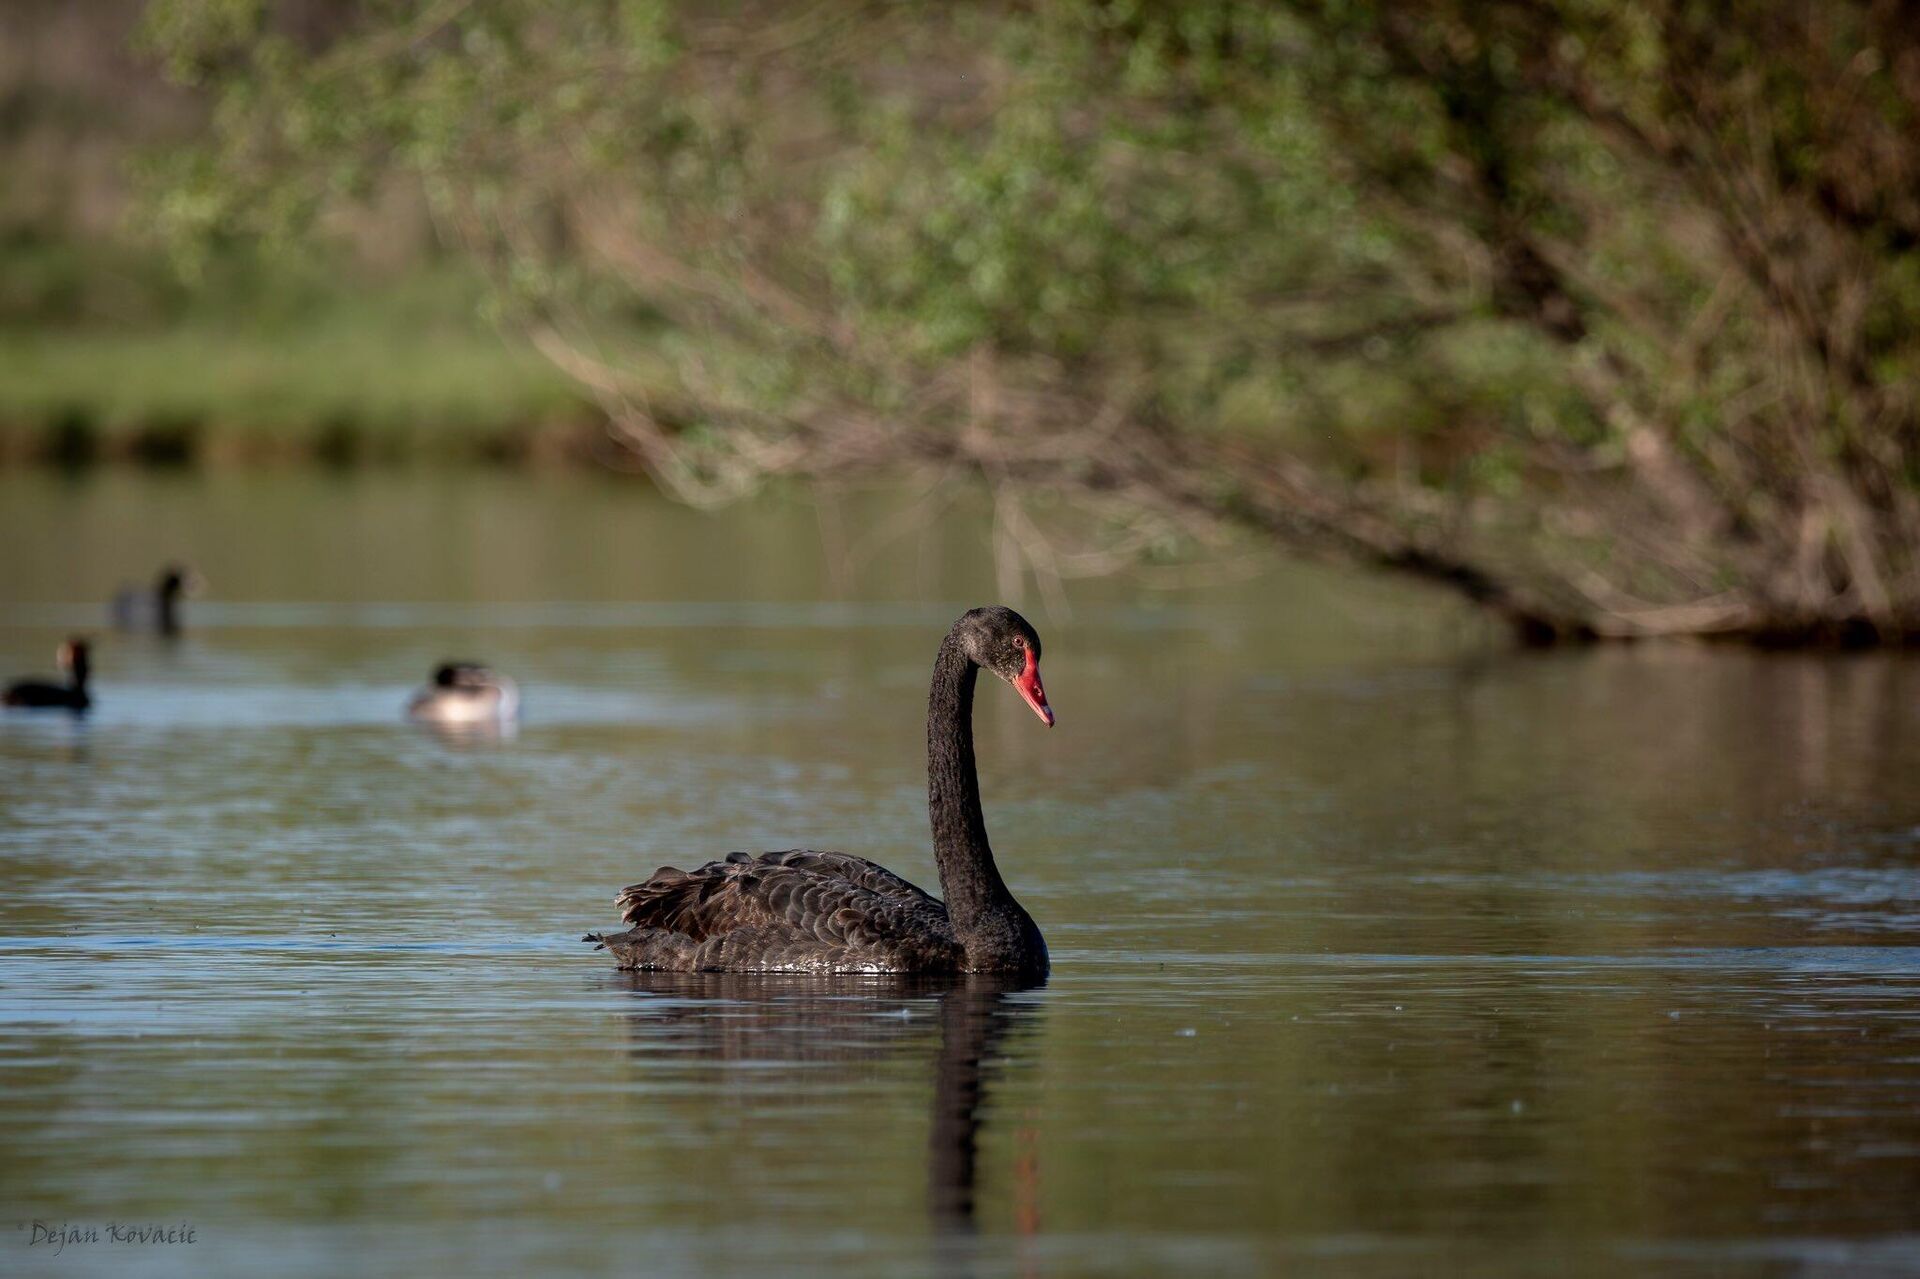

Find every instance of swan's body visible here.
[588,606,1054,976]
[605,850,967,973]
[407,662,519,725]
[4,639,91,713]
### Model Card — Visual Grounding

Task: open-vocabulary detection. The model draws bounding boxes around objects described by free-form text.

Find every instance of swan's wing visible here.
[749,849,943,908]
[615,850,949,950]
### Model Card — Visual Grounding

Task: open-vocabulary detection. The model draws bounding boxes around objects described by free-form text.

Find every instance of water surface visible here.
[3,472,1919,1277]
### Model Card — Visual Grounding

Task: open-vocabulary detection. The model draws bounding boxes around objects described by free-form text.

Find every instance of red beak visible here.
[1013,648,1054,727]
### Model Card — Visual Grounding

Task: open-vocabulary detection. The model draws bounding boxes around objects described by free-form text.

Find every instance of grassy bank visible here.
[0,234,596,466]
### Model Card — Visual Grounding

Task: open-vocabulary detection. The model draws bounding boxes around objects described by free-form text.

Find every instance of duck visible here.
[587,605,1056,975]
[407,662,520,726]
[4,638,92,713]
[111,564,203,637]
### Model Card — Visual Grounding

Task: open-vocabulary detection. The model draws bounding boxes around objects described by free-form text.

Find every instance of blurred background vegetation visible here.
[8,1,1920,643]
[0,0,585,464]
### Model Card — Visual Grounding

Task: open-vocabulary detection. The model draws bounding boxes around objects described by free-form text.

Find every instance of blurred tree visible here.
[141,0,1920,642]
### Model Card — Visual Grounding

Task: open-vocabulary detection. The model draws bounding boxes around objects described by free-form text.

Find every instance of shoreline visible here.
[0,413,619,470]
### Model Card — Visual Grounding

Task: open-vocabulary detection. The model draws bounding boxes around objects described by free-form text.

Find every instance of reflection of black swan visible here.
[612,972,1040,1236]
[588,607,1055,975]
[925,979,1034,1235]
[111,565,199,637]
[406,662,520,726]
[4,639,91,713]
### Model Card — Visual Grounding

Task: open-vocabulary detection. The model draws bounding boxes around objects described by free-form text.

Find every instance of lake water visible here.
[3,471,1919,1277]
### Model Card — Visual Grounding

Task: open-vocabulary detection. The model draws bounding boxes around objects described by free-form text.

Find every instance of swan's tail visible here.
[583,925,700,971]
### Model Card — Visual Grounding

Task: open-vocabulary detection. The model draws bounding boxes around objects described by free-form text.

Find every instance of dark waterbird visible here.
[110,564,203,636]
[4,638,92,713]
[406,662,520,726]
[587,606,1055,975]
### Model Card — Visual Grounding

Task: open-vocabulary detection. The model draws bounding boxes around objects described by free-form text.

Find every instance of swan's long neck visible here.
[927,634,1016,933]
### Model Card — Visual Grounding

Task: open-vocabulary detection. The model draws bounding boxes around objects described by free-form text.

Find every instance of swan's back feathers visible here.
[603,849,958,973]
[744,849,944,909]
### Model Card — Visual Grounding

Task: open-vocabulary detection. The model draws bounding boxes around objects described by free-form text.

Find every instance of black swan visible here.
[587,605,1055,975]
[111,565,201,636]
[406,662,520,726]
[4,638,91,713]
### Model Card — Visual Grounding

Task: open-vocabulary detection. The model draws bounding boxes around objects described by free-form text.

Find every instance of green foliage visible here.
[0,232,579,452]
[137,0,1517,463]
[135,0,1920,629]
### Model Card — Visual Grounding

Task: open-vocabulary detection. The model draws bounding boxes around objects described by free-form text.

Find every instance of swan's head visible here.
[955,606,1053,727]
